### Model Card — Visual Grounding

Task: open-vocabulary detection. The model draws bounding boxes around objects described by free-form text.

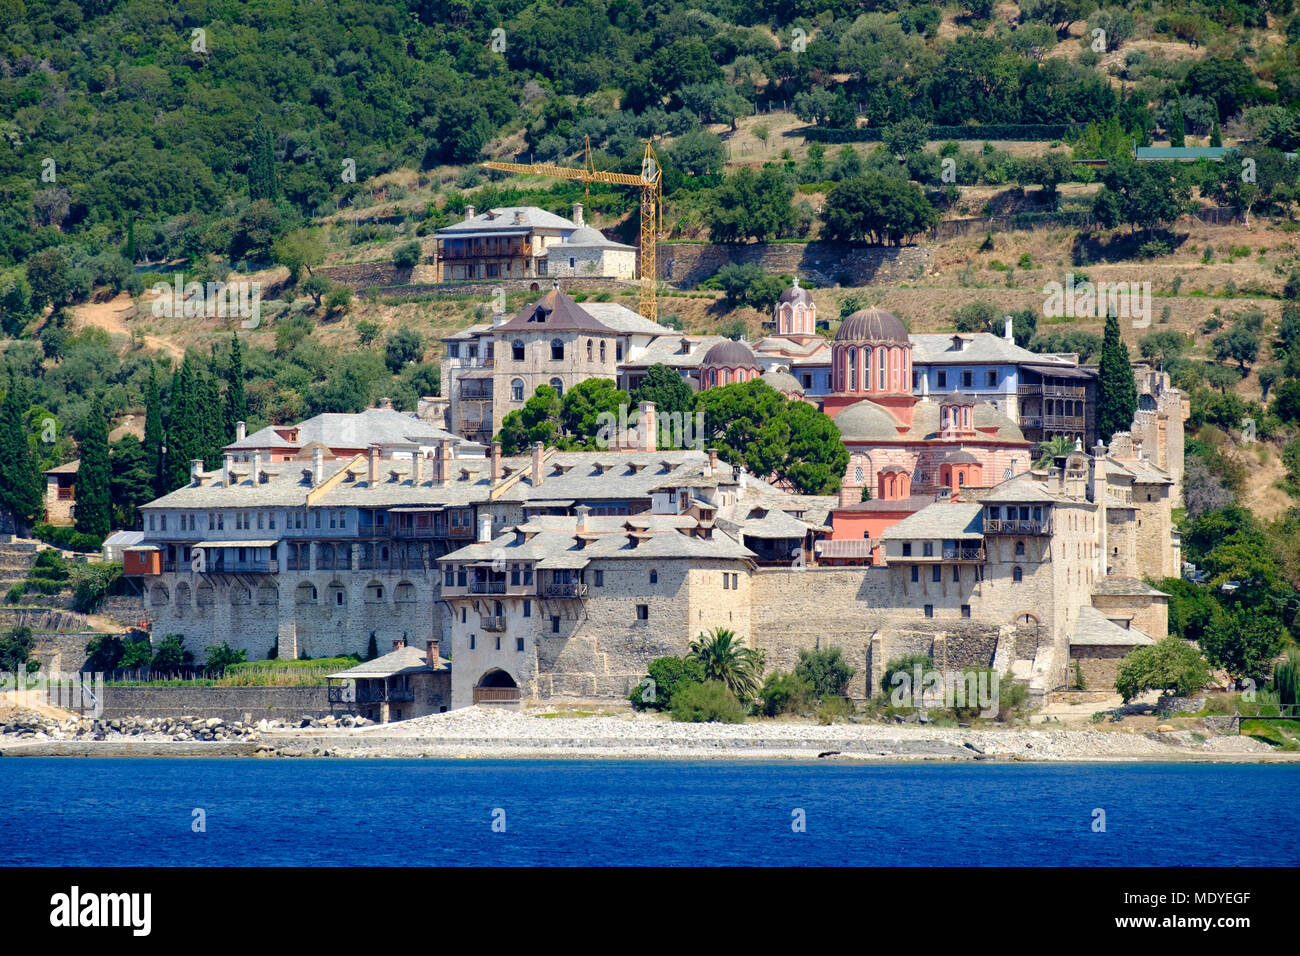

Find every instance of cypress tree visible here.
[199,370,224,469]
[75,399,112,539]
[143,367,165,497]
[1097,313,1138,445]
[1168,100,1185,148]
[164,357,203,491]
[224,333,247,442]
[122,216,136,264]
[248,125,279,202]
[0,371,44,535]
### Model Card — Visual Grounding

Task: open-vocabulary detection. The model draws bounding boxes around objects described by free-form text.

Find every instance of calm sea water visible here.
[2,759,1297,866]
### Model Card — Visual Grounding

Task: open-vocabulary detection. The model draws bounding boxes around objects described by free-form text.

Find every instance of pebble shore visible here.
[2,707,1284,762]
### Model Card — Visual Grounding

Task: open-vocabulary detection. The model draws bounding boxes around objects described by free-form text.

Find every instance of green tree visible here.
[385,327,425,374]
[497,384,565,454]
[1201,608,1285,686]
[758,670,815,717]
[248,125,279,202]
[203,641,248,676]
[794,646,855,700]
[109,434,154,529]
[1212,324,1260,370]
[629,655,706,711]
[687,628,765,703]
[224,333,247,443]
[1034,435,1077,468]
[561,378,628,449]
[303,274,332,308]
[1114,637,1212,702]
[1097,314,1137,443]
[164,357,204,491]
[143,366,165,497]
[821,172,938,245]
[271,228,325,284]
[0,372,44,534]
[707,167,796,243]
[631,364,694,421]
[0,625,35,674]
[151,634,194,669]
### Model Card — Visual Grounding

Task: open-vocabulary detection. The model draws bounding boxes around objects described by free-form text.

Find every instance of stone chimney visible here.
[222,453,233,487]
[575,504,591,533]
[572,202,584,227]
[377,396,393,411]
[236,420,246,441]
[312,447,323,486]
[465,204,475,219]
[392,638,406,651]
[440,439,454,482]
[190,459,204,485]
[708,447,719,476]
[1004,315,1014,341]
[532,441,545,487]
[513,210,525,225]
[491,441,502,481]
[426,638,440,666]
[638,401,657,452]
[252,451,263,484]
[478,513,493,543]
[414,451,425,485]
[368,443,381,484]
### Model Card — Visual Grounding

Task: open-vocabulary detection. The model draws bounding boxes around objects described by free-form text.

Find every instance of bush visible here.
[794,646,855,700]
[70,562,122,613]
[31,550,69,580]
[151,634,194,669]
[629,655,705,711]
[880,653,933,705]
[815,695,854,724]
[392,241,423,269]
[5,584,24,604]
[670,680,747,723]
[759,670,814,717]
[32,522,102,552]
[204,641,248,676]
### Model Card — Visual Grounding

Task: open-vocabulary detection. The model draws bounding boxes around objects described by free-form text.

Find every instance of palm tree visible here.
[1034,435,1077,468]
[687,628,765,702]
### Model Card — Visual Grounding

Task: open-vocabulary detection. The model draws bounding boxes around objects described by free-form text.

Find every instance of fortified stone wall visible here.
[660,242,933,288]
[99,686,331,721]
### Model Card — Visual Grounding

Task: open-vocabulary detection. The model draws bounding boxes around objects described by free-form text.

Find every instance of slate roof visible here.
[439,518,755,564]
[44,459,80,475]
[911,333,1065,366]
[879,502,984,540]
[545,226,635,250]
[1070,605,1156,647]
[497,449,709,503]
[142,458,356,509]
[1091,575,1168,598]
[329,645,446,679]
[436,206,576,234]
[619,335,729,368]
[580,303,681,337]
[227,409,476,454]
[761,368,805,393]
[979,472,1075,504]
[493,288,618,335]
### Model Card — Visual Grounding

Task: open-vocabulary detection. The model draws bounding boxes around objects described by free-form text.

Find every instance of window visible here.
[932,566,941,582]
[1013,566,1023,582]
[961,604,971,618]
[616,342,623,361]
[877,348,886,389]
[594,570,604,587]
[952,565,960,582]
[723,575,730,590]
[551,338,564,361]
[936,371,947,389]
[335,590,344,606]
[569,257,576,269]
[551,616,560,634]
[550,377,563,398]
[516,638,525,652]
[1015,540,1025,557]
[910,566,919,583]
[649,569,658,584]
[523,600,531,618]
[469,634,476,650]
[922,542,933,557]
[512,340,525,361]
[924,605,933,618]
[635,604,649,620]
[495,636,501,651]
[600,341,606,362]
[986,370,997,388]
[731,573,738,589]
[511,378,524,402]
[448,343,460,358]
[962,370,973,389]
[257,512,264,530]
[902,543,912,557]
[586,339,593,361]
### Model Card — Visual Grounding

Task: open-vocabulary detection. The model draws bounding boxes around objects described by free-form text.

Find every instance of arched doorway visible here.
[474,668,520,704]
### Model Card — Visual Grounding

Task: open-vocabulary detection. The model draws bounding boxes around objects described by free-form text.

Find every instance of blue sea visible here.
[2,759,1297,866]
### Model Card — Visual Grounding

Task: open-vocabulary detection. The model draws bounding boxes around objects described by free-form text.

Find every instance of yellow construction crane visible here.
[481,138,662,322]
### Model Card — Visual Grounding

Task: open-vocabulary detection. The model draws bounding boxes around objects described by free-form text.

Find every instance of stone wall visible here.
[1069,644,1130,691]
[316,262,413,288]
[660,242,934,288]
[99,686,331,722]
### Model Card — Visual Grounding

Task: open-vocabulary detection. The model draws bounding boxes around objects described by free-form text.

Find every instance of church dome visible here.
[835,307,909,346]
[833,400,902,441]
[778,277,814,306]
[702,340,759,368]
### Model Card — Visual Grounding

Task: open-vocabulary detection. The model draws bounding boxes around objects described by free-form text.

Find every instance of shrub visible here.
[31,550,69,580]
[880,653,933,705]
[70,562,122,613]
[794,646,855,700]
[759,670,814,717]
[5,584,24,604]
[151,634,194,669]
[670,680,747,723]
[629,655,705,711]
[31,523,102,552]
[1276,648,1300,712]
[204,641,248,676]
[815,695,855,724]
[392,241,423,269]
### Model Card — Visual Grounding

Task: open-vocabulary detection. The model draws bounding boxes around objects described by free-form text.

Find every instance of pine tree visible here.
[143,367,165,497]
[1168,100,1185,148]
[248,125,279,202]
[164,357,203,491]
[224,333,247,443]
[0,372,44,535]
[75,399,112,539]
[1097,313,1138,445]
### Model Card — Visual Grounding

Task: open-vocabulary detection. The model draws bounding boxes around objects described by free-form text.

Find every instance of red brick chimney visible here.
[426,638,440,666]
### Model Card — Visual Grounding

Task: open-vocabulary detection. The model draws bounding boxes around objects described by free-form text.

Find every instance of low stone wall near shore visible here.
[100,686,331,722]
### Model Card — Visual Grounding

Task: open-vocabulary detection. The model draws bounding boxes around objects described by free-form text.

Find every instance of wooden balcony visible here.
[544,583,587,599]
[942,547,986,562]
[983,519,1051,535]
[1018,384,1087,398]
[480,615,506,632]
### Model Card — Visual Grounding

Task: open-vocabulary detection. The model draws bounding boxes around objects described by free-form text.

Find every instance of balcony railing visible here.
[480,615,506,632]
[1018,384,1087,398]
[470,580,506,594]
[942,547,986,561]
[544,583,587,599]
[473,687,521,704]
[327,686,415,704]
[983,519,1051,535]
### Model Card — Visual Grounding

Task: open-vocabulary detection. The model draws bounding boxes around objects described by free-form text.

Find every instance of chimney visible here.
[465,204,475,219]
[491,441,502,481]
[415,451,425,485]
[532,441,544,487]
[680,337,691,355]
[378,396,393,411]
[478,513,493,543]
[575,504,591,533]
[312,447,323,486]
[190,459,204,485]
[222,453,233,486]
[514,210,525,225]
[638,401,657,452]
[572,202,584,227]
[440,438,454,478]
[1004,315,1014,341]
[236,420,246,441]
[426,639,440,666]
[392,638,406,651]
[368,443,381,484]
[708,447,719,476]
[252,451,263,484]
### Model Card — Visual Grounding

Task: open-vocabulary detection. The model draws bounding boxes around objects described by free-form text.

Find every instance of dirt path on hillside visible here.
[72,294,184,360]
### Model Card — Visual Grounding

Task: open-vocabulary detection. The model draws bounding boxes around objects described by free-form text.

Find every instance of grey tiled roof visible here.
[581,303,681,337]
[226,409,475,454]
[498,450,710,503]
[329,645,446,679]
[911,333,1073,366]
[142,458,356,509]
[439,518,755,564]
[620,335,729,368]
[1091,575,1168,597]
[879,502,984,540]
[436,206,576,234]
[1070,605,1155,647]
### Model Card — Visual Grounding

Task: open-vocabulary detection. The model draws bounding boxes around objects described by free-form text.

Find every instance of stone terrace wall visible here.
[100,686,331,722]
[660,242,933,288]
[316,262,413,288]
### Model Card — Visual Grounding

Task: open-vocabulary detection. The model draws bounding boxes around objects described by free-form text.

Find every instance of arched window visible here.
[878,348,887,389]
[854,466,864,483]
[1015,540,1025,557]
[1012,566,1023,582]
[551,338,564,361]
[649,569,658,584]
[847,348,857,391]
[550,377,563,398]
[511,378,524,402]
[958,471,965,487]
[599,341,606,362]
[586,339,593,361]
[512,340,525,361]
